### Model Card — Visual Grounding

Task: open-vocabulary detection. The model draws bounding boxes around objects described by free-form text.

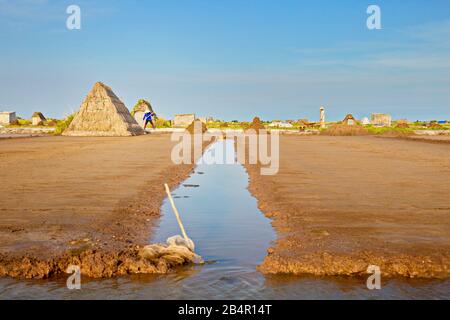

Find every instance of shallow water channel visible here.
[0,140,449,299]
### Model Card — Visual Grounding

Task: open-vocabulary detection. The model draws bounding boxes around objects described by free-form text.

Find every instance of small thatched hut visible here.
[32,112,46,126]
[341,114,358,126]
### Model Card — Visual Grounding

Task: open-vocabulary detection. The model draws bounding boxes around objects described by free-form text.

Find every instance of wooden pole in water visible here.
[164,183,189,241]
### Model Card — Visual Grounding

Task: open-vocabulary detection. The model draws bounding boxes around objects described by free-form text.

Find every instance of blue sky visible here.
[0,0,449,121]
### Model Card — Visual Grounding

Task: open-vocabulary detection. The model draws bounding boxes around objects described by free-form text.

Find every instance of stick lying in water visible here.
[164,183,189,241]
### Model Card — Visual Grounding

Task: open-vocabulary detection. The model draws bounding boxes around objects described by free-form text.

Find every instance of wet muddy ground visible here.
[1,140,449,299]
[245,136,450,278]
[0,135,196,278]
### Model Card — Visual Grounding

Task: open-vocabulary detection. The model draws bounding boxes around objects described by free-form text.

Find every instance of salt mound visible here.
[245,117,266,133]
[186,120,207,134]
[63,82,144,137]
[428,123,443,129]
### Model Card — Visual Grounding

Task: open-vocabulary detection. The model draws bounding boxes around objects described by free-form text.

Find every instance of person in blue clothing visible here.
[143,111,157,130]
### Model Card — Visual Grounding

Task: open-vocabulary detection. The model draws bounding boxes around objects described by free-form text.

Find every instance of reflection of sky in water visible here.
[153,140,275,269]
[0,140,449,300]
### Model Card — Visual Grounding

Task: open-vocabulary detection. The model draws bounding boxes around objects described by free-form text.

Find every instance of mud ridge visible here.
[0,137,212,279]
[243,136,450,279]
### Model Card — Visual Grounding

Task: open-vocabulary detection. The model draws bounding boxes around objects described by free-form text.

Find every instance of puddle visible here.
[0,140,449,299]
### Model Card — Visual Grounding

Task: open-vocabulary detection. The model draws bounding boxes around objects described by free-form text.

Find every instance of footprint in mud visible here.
[183,184,200,188]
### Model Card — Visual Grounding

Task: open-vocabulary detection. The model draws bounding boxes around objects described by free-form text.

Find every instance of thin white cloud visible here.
[373,55,450,69]
[404,19,450,46]
[290,20,450,71]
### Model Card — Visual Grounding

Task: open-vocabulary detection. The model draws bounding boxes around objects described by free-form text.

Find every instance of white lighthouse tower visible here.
[320,106,326,128]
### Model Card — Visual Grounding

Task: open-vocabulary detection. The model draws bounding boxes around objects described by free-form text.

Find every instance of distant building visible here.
[174,114,196,128]
[361,117,370,125]
[269,121,294,128]
[371,113,392,127]
[0,111,17,125]
[32,112,46,126]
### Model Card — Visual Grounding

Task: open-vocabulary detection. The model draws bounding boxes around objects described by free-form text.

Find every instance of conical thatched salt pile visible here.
[63,82,145,137]
[245,117,266,133]
[186,119,207,134]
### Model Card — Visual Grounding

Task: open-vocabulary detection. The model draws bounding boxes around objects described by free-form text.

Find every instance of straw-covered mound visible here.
[380,130,414,138]
[428,122,443,129]
[186,120,207,134]
[245,117,267,133]
[63,82,144,137]
[321,124,369,136]
[396,122,410,129]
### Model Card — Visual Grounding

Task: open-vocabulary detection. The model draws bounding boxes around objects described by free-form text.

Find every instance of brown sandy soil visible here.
[0,135,199,278]
[245,135,450,278]
[398,135,450,144]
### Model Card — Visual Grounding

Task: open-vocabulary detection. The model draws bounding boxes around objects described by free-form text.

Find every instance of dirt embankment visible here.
[384,134,450,145]
[245,135,450,278]
[0,135,199,279]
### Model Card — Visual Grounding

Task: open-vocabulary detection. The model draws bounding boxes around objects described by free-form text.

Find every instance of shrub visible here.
[46,119,57,127]
[54,113,75,135]
[155,117,172,128]
[18,118,31,126]
[366,126,414,135]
